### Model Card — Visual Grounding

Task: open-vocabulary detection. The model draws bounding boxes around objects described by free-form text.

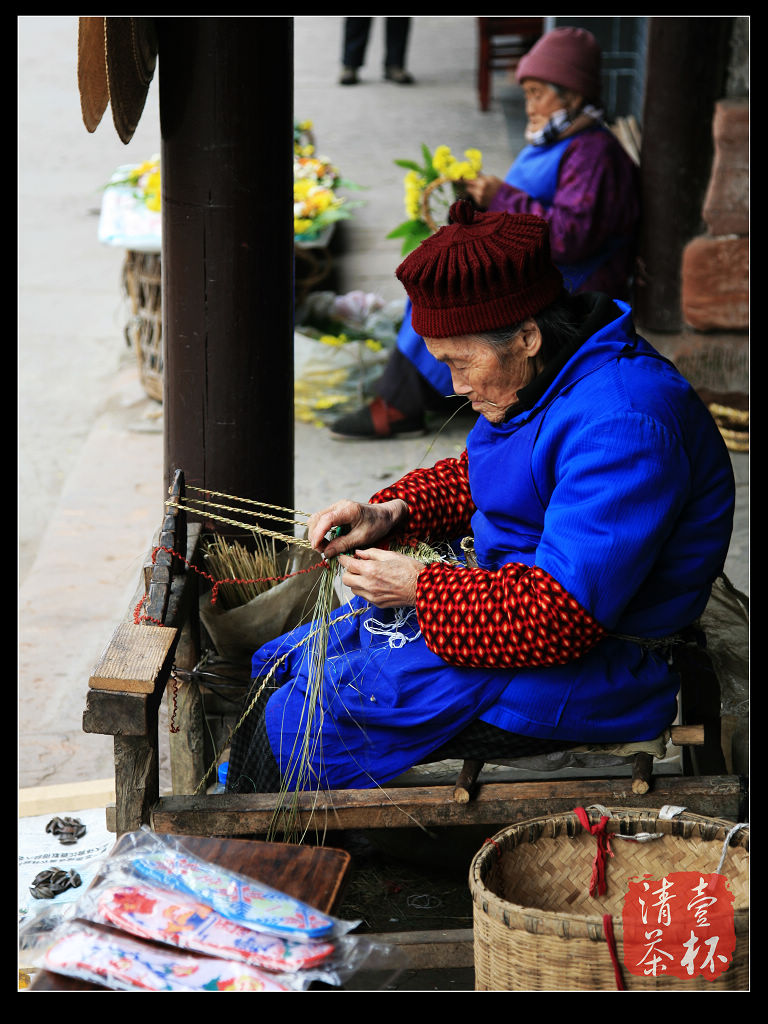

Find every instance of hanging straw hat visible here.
[77,17,109,133]
[77,16,158,144]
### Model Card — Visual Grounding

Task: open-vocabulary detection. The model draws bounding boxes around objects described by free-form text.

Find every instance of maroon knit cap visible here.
[516,27,602,102]
[395,201,563,338]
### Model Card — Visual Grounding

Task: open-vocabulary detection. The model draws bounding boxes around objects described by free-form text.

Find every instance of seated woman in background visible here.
[331,25,641,440]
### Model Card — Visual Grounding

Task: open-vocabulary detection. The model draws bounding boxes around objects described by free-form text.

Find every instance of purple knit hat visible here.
[516,27,602,102]
[395,201,563,339]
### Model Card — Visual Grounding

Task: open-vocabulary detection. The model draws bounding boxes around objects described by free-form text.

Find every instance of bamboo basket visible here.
[123,250,163,402]
[470,807,749,991]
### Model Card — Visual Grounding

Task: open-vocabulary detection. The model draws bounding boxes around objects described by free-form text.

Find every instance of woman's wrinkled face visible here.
[424,324,542,423]
[521,77,581,134]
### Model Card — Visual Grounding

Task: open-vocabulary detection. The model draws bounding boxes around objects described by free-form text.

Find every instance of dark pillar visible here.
[634,17,732,331]
[156,17,294,537]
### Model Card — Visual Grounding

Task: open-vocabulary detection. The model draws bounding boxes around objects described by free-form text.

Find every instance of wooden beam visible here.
[364,929,474,971]
[150,774,745,836]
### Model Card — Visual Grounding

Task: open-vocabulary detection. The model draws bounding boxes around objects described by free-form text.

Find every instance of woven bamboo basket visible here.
[123,250,163,402]
[470,807,749,991]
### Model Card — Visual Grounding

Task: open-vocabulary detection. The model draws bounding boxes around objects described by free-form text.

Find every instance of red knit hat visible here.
[395,201,563,338]
[515,27,602,102]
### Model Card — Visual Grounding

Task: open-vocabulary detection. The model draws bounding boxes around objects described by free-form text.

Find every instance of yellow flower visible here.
[432,145,453,175]
[464,148,483,173]
[294,178,314,201]
[294,217,314,235]
[364,338,383,352]
[319,333,348,346]
[404,168,426,219]
[132,157,160,182]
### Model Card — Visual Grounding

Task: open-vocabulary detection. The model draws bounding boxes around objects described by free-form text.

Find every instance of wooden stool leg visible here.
[453,759,485,803]
[631,751,654,794]
[114,733,160,834]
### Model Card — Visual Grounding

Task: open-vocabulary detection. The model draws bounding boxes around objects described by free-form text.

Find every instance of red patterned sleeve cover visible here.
[370,451,606,669]
[369,450,475,545]
[415,561,605,668]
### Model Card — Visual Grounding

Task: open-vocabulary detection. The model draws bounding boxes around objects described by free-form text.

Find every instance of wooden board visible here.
[19,779,116,817]
[88,622,178,693]
[149,774,745,837]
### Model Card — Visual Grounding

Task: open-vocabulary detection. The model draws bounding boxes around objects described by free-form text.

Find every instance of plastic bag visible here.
[20,828,408,991]
[92,829,357,942]
[293,290,405,425]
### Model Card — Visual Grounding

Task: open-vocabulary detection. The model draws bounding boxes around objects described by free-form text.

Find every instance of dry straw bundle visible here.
[202,533,282,610]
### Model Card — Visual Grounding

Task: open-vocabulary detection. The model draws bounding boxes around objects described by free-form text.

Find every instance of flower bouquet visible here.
[106,155,162,211]
[99,155,162,250]
[387,143,483,256]
[294,119,316,158]
[293,137,364,243]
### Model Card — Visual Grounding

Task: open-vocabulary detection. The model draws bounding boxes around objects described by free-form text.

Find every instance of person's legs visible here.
[329,347,468,439]
[376,346,440,418]
[340,17,372,84]
[425,719,582,762]
[225,679,283,793]
[383,17,414,83]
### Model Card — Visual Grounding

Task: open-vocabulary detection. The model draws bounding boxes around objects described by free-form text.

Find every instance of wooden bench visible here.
[83,469,746,841]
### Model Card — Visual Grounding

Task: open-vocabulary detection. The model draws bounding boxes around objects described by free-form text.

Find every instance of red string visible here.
[573,806,614,898]
[483,837,503,859]
[133,545,327,625]
[602,914,626,990]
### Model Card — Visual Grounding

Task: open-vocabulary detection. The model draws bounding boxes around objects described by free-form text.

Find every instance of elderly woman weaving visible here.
[226,202,735,794]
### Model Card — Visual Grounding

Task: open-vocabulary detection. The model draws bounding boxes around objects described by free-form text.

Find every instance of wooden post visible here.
[156,17,295,539]
[634,17,733,330]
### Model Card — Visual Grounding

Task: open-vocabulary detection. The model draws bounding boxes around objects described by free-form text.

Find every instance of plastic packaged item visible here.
[100,829,357,942]
[95,882,337,971]
[19,829,408,991]
[43,921,296,992]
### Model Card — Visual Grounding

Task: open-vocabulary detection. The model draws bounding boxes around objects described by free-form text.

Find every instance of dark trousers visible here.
[375,346,454,418]
[342,17,411,69]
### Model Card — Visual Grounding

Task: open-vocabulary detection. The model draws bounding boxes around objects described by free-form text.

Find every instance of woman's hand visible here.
[462,173,504,209]
[337,548,425,607]
[308,498,409,560]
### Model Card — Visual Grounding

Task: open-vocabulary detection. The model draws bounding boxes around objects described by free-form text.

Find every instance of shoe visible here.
[339,66,359,85]
[329,397,427,440]
[384,66,415,84]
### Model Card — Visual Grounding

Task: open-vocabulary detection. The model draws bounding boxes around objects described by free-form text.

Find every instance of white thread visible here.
[363,607,421,648]
[716,823,748,877]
